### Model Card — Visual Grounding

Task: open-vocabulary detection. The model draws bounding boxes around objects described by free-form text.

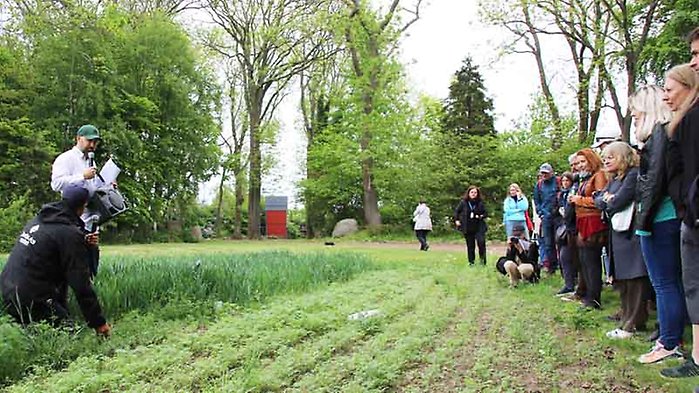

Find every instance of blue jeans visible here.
[539,218,558,271]
[640,219,686,348]
[504,220,530,239]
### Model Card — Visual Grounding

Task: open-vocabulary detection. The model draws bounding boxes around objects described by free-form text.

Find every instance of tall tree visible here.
[217,60,248,239]
[437,59,499,207]
[204,0,331,238]
[340,0,422,228]
[106,0,202,15]
[299,39,342,238]
[640,0,699,81]
[0,41,56,208]
[597,0,666,141]
[442,57,495,137]
[480,0,568,144]
[482,0,673,143]
[10,4,220,239]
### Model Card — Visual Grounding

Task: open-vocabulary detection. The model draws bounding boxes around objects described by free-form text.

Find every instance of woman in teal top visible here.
[503,183,530,239]
[631,84,685,365]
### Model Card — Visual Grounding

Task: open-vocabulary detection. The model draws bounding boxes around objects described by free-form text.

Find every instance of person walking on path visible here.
[412,200,433,251]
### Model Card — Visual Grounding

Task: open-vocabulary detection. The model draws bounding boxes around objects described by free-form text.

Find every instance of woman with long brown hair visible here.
[569,148,608,309]
[455,186,488,266]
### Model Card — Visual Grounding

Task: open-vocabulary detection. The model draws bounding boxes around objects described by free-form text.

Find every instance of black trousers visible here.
[415,230,429,250]
[464,231,487,264]
[87,244,100,278]
[579,243,603,307]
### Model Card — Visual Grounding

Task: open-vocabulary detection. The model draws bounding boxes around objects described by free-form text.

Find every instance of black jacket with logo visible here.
[0,202,105,328]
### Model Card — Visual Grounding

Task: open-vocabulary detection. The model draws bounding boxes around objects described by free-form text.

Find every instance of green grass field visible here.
[0,240,696,392]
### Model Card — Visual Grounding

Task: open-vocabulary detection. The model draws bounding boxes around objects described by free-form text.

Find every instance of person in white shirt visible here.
[412,200,433,251]
[51,124,102,277]
[51,124,101,198]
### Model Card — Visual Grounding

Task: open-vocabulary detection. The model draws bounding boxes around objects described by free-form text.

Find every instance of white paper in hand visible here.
[99,158,121,185]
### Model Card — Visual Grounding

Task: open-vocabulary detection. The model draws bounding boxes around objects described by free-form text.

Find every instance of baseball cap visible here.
[62,185,90,210]
[539,163,553,174]
[591,136,620,149]
[76,124,101,140]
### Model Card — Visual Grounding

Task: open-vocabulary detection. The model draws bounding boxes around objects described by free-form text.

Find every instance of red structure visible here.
[265,196,288,238]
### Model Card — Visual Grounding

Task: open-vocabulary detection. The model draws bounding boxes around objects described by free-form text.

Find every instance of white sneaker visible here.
[606,328,633,339]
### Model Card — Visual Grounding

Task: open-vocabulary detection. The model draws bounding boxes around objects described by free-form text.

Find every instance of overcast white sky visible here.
[200,1,616,206]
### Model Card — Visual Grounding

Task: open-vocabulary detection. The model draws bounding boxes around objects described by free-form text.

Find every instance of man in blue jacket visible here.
[533,163,560,274]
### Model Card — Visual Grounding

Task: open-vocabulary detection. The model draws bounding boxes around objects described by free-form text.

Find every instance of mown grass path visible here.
[3,240,695,392]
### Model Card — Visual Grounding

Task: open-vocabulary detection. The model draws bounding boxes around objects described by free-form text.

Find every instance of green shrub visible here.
[0,316,31,383]
[0,197,33,253]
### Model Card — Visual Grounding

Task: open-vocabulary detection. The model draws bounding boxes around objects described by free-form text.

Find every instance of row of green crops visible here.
[94,251,374,319]
[0,251,375,385]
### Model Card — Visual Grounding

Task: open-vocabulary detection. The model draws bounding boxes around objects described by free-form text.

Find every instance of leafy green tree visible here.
[435,58,498,210]
[0,39,56,209]
[640,0,699,81]
[6,4,220,241]
[442,57,495,137]
[204,0,333,239]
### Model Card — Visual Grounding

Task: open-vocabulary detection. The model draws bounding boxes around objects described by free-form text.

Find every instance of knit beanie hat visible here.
[62,185,90,210]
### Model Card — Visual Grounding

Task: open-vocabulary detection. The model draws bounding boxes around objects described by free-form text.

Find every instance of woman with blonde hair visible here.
[569,148,608,309]
[595,142,650,339]
[661,63,699,378]
[631,84,686,364]
[503,183,530,239]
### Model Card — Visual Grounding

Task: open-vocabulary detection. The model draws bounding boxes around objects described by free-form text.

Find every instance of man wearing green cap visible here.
[50,124,103,276]
[51,124,102,196]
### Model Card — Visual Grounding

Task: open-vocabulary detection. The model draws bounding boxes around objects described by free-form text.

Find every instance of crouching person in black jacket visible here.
[0,185,110,336]
[496,225,540,287]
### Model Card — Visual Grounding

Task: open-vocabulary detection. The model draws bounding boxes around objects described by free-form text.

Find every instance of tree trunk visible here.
[233,169,244,239]
[358,42,382,227]
[523,6,563,147]
[361,154,381,227]
[247,103,262,239]
[214,165,227,236]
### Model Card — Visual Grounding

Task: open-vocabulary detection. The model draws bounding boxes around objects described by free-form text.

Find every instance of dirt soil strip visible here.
[392,306,490,393]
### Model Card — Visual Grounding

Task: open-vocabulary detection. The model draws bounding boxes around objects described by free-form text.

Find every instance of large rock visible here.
[190,225,203,242]
[332,218,359,238]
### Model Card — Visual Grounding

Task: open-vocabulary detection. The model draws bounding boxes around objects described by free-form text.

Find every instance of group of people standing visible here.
[412,27,699,386]
[510,29,699,384]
